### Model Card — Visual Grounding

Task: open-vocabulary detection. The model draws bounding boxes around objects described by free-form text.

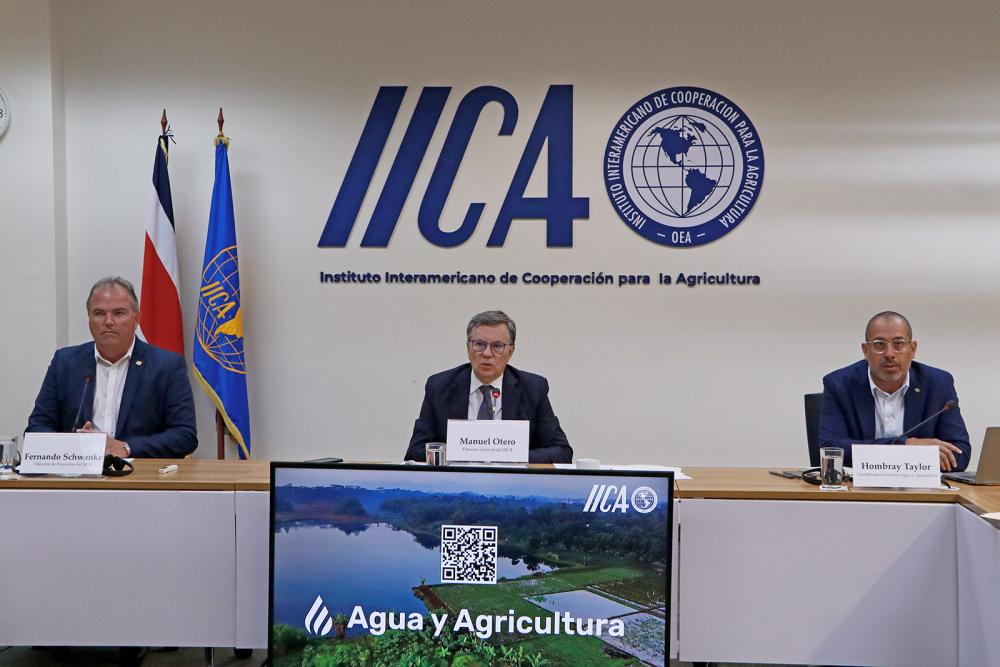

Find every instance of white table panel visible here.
[0,489,236,646]
[677,499,958,667]
[957,508,1000,666]
[235,490,269,648]
[670,497,678,660]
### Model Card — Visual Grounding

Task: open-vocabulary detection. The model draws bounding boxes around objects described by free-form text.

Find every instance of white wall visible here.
[0,0,60,437]
[5,0,1000,467]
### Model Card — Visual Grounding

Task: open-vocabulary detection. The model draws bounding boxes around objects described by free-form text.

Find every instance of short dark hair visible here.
[466,310,516,343]
[86,276,139,313]
[865,311,912,340]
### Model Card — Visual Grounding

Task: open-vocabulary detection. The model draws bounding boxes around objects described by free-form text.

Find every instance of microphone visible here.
[491,388,501,416]
[72,375,93,431]
[890,400,958,444]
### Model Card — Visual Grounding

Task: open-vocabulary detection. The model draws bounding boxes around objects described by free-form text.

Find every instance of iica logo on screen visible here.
[318,85,764,249]
[582,484,658,513]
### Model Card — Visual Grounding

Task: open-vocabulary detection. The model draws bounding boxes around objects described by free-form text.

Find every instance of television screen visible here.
[269,463,673,666]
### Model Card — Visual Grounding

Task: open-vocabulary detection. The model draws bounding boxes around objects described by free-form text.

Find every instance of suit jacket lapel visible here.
[853,363,877,440]
[501,368,520,421]
[903,365,926,432]
[116,339,146,436]
[448,367,471,420]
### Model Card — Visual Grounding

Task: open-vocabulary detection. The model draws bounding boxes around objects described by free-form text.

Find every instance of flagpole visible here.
[214,106,226,461]
[216,410,225,459]
[161,108,167,135]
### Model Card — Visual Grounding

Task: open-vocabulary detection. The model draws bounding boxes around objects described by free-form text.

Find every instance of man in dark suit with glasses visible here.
[405,310,572,463]
[819,311,969,471]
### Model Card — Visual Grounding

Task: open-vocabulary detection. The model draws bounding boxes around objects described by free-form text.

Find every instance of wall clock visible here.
[0,88,10,139]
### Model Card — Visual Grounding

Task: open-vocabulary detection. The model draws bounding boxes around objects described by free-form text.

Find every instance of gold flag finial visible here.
[215,107,230,147]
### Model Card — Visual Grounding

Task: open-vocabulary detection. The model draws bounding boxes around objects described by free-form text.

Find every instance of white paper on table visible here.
[553,462,690,480]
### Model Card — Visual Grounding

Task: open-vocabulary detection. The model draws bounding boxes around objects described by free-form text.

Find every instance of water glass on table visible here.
[425,442,447,466]
[0,435,19,478]
[820,446,845,491]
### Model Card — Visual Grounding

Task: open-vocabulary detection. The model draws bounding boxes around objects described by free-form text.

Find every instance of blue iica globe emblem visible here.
[196,246,246,375]
[604,87,764,247]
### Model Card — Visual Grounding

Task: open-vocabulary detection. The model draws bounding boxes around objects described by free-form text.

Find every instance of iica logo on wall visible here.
[319,84,763,249]
[318,85,588,249]
[604,87,764,248]
[582,484,658,513]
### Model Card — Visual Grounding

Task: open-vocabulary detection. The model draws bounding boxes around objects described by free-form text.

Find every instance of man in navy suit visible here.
[819,311,969,471]
[26,276,197,458]
[405,311,572,464]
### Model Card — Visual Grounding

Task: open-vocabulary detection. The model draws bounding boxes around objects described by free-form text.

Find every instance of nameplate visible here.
[447,419,529,463]
[852,444,940,488]
[20,433,106,476]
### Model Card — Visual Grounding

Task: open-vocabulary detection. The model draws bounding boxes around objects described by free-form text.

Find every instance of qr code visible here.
[440,524,498,585]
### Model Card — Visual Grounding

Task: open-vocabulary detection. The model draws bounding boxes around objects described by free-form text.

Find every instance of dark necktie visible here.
[478,385,495,420]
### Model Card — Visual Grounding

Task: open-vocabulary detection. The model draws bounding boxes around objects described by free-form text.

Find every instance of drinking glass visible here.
[820,446,846,491]
[425,442,447,466]
[0,435,19,478]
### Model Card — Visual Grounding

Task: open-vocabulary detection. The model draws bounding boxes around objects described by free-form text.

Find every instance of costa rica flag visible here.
[139,127,184,355]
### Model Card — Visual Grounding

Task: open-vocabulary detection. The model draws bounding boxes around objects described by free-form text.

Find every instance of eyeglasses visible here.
[866,338,912,354]
[468,340,512,355]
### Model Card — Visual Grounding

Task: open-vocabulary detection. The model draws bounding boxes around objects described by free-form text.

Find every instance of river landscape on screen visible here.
[270,466,671,667]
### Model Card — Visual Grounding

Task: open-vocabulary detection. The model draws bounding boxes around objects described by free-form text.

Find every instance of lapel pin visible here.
[135,360,144,366]
[914,387,920,393]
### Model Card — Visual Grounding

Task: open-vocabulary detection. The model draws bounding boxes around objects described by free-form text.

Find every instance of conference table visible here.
[0,460,270,650]
[3,461,1000,666]
[673,469,1000,666]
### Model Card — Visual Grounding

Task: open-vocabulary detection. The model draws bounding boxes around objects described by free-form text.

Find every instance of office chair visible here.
[804,392,824,467]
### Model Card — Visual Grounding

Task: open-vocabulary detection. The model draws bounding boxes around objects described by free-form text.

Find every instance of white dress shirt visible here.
[869,368,909,439]
[468,374,504,420]
[92,339,135,438]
